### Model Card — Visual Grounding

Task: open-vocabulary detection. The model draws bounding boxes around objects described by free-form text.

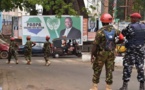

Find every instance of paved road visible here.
[0,56,142,90]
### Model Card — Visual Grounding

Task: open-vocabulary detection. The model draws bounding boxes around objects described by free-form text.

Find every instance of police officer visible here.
[43,36,51,66]
[119,13,145,90]
[7,37,19,64]
[90,13,122,90]
[24,36,36,65]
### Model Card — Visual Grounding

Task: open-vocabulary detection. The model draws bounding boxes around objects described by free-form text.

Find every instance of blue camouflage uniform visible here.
[121,22,145,83]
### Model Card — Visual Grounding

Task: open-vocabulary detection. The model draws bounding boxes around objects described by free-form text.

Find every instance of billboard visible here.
[87,18,102,41]
[22,15,83,45]
[87,18,97,41]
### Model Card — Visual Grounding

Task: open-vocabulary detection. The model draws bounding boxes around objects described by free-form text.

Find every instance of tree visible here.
[0,0,88,18]
[0,0,23,11]
[133,0,145,11]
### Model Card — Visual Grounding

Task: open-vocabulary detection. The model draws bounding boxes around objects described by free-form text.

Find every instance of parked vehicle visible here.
[51,38,82,58]
[17,42,44,55]
[0,39,9,59]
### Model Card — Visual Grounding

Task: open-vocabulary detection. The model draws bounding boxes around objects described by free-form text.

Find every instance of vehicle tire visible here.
[53,53,59,58]
[0,51,9,59]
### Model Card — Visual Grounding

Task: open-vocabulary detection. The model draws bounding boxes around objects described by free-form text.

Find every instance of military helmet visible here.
[26,36,31,40]
[10,37,15,41]
[130,13,141,19]
[100,13,113,23]
[46,36,50,40]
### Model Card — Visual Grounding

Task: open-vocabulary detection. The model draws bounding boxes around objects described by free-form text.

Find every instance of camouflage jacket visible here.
[43,41,51,52]
[121,23,133,39]
[9,41,17,51]
[93,25,120,52]
[24,40,35,51]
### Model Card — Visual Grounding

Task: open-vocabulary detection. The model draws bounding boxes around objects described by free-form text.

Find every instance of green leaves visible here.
[0,0,84,17]
[132,0,145,11]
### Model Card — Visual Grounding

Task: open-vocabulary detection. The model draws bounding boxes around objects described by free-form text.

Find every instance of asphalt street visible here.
[0,56,142,90]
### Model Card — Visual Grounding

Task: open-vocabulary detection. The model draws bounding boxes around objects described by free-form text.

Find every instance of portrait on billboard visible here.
[22,16,83,45]
[88,19,97,32]
[59,17,81,39]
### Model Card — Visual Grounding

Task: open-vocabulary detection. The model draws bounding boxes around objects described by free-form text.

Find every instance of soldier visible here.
[24,36,36,65]
[7,37,19,64]
[43,36,51,66]
[90,13,123,90]
[119,13,145,90]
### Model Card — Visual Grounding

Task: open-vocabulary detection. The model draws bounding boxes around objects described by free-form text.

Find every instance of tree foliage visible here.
[0,0,82,16]
[0,0,145,18]
[0,0,23,11]
[133,0,145,11]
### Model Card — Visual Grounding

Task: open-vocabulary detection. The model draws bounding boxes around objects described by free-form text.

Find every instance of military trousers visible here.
[92,51,115,85]
[44,51,50,62]
[122,47,144,83]
[8,50,18,61]
[24,50,32,61]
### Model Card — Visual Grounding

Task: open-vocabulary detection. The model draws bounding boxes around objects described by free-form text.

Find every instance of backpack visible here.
[103,30,116,51]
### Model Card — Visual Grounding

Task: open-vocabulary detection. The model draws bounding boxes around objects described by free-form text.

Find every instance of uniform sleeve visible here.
[32,42,36,45]
[121,25,130,36]
[93,30,102,45]
[115,29,121,36]
[24,42,28,47]
[43,42,46,49]
[15,42,18,47]
[49,42,52,48]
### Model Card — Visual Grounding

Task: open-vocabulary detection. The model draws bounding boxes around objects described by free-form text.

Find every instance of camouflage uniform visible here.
[92,25,120,85]
[8,41,18,63]
[43,41,51,65]
[24,40,35,63]
[121,22,145,83]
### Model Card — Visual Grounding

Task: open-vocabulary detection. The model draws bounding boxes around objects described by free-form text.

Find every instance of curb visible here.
[81,53,124,66]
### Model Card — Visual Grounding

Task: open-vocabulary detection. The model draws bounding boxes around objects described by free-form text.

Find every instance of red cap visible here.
[100,13,113,23]
[46,36,50,40]
[26,36,31,40]
[130,13,141,19]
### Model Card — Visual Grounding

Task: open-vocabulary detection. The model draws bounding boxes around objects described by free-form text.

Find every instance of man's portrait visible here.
[88,20,97,32]
[59,17,81,39]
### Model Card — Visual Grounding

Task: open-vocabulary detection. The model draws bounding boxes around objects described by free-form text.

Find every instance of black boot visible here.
[140,82,144,90]
[119,82,128,90]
